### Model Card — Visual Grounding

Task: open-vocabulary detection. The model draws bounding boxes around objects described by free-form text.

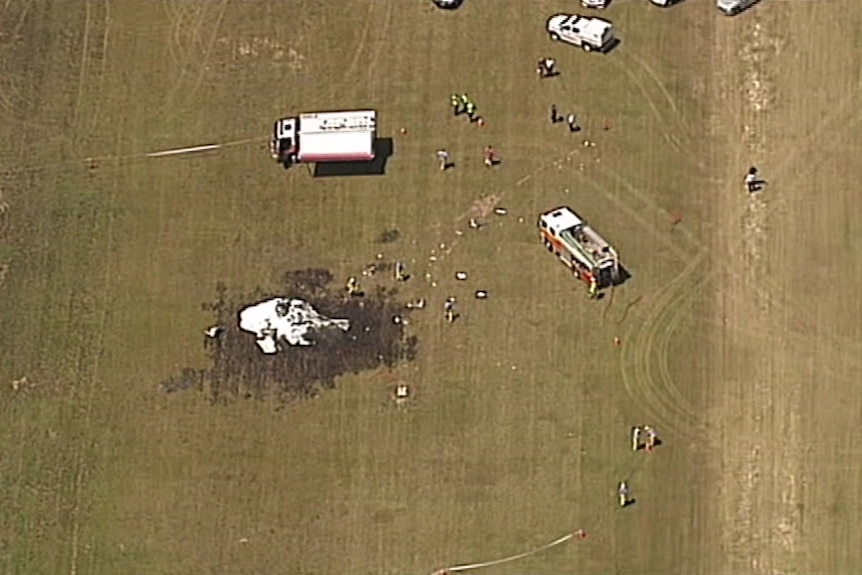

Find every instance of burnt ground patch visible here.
[159,268,418,404]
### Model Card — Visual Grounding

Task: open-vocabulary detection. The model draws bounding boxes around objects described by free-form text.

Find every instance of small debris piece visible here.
[406,298,426,309]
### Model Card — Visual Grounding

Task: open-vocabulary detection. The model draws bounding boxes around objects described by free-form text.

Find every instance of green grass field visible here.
[2,1,862,574]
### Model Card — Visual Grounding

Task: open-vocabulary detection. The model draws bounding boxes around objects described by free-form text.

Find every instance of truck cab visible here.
[270,118,297,165]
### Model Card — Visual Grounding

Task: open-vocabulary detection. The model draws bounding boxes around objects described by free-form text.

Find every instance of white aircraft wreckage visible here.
[238,297,350,354]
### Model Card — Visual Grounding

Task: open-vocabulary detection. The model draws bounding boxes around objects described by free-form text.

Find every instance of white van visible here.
[717,0,760,15]
[546,14,615,53]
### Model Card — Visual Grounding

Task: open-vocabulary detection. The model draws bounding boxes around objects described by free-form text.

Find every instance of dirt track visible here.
[708,3,862,573]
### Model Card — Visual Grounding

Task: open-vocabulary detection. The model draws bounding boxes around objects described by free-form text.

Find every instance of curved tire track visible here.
[609,54,687,156]
[159,0,227,114]
[621,254,709,437]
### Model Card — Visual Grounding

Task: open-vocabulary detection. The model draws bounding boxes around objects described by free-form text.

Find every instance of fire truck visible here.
[538,206,621,288]
[270,109,377,166]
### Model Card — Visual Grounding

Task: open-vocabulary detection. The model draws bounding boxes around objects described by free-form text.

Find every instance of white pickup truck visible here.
[546,14,614,53]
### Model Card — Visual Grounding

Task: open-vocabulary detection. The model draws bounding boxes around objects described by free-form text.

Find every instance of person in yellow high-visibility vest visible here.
[588,277,598,299]
[450,93,461,116]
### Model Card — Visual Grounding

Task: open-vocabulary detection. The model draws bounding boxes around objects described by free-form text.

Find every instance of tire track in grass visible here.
[159,0,201,112]
[589,125,862,440]
[652,268,712,424]
[594,162,707,253]
[162,0,185,63]
[159,0,228,113]
[627,50,693,135]
[180,0,228,109]
[71,0,93,134]
[609,54,686,156]
[67,163,118,575]
[0,3,33,124]
[548,156,715,438]
[365,0,394,101]
[620,254,708,438]
[577,167,700,263]
[89,0,111,134]
[327,1,376,102]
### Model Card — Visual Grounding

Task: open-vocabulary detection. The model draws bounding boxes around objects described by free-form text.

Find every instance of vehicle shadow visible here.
[732,0,762,15]
[609,264,632,288]
[601,38,621,54]
[313,138,394,177]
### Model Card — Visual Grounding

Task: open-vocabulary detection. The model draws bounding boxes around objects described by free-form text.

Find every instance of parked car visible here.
[716,0,760,15]
[581,0,608,9]
[432,0,463,9]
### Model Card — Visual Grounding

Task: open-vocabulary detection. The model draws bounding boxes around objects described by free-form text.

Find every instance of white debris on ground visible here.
[394,383,410,408]
[204,325,224,338]
[238,297,350,354]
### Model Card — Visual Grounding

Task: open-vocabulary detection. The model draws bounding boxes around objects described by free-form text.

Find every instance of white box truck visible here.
[270,110,377,166]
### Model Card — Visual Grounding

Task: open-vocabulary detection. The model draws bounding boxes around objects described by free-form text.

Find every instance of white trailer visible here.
[270,110,377,166]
